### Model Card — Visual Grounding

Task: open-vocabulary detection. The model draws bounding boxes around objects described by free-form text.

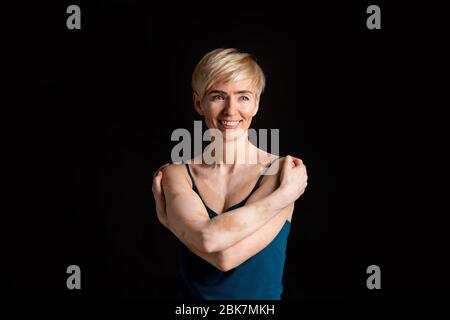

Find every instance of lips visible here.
[219,120,242,129]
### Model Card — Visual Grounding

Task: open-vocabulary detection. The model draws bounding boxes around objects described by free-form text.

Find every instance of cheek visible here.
[208,109,222,120]
[242,104,258,119]
[202,108,220,124]
[200,103,212,116]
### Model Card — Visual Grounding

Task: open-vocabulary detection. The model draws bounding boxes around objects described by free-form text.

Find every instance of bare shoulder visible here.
[261,156,298,222]
[161,163,191,190]
[260,156,285,180]
[245,155,282,202]
[260,155,304,186]
[264,155,305,174]
[161,163,186,175]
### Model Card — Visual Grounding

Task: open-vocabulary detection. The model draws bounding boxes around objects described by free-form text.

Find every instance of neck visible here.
[203,131,260,165]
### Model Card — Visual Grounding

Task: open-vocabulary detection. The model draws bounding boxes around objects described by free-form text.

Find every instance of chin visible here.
[222,129,247,141]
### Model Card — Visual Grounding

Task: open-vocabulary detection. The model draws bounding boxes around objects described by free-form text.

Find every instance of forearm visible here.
[164,221,226,271]
[217,205,292,271]
[202,187,291,253]
[163,205,291,272]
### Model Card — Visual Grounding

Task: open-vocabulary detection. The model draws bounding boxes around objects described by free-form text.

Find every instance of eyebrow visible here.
[208,90,254,95]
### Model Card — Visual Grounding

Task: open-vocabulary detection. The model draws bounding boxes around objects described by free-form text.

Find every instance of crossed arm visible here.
[152,157,307,272]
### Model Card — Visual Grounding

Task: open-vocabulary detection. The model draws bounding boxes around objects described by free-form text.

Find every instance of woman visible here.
[152,48,308,300]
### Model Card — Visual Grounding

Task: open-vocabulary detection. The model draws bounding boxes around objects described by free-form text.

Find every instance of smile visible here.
[219,120,242,129]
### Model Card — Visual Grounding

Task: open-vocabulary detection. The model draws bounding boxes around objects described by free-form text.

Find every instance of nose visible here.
[223,98,239,116]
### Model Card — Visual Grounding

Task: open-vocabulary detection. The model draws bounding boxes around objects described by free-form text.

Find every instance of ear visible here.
[193,92,204,116]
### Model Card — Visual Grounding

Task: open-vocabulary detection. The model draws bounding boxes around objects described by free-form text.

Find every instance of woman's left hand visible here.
[152,163,171,228]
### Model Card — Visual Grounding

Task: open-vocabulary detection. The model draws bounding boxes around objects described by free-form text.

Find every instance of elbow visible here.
[178,228,219,254]
[187,232,216,254]
[216,263,231,273]
[198,235,234,272]
[199,229,221,254]
[214,253,234,272]
[218,262,235,272]
[201,238,219,254]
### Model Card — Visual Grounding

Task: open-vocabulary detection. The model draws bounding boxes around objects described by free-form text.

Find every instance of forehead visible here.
[209,78,256,93]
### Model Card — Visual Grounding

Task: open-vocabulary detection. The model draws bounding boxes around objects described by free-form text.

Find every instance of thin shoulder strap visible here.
[236,157,281,206]
[252,157,281,191]
[184,163,197,189]
[185,163,210,209]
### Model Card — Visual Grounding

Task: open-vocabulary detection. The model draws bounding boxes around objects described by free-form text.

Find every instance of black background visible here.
[3,0,447,307]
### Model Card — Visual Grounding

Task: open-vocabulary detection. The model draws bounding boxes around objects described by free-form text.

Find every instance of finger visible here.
[158,163,171,172]
[152,171,163,195]
[283,155,294,168]
[292,157,304,167]
[152,173,167,212]
[153,163,170,178]
[153,164,168,178]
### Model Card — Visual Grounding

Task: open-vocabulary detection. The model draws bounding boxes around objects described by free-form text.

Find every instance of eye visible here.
[212,95,225,101]
[239,96,250,101]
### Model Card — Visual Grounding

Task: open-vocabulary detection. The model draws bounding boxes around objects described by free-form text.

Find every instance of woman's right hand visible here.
[278,155,308,205]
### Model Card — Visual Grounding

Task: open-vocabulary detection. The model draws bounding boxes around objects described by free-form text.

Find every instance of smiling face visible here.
[194,78,259,141]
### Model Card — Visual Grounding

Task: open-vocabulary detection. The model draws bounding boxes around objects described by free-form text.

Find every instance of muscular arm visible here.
[166,207,292,272]
[160,165,293,271]
[161,163,291,255]
[213,171,294,271]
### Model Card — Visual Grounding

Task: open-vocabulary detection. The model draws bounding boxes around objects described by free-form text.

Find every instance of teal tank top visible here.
[178,160,291,300]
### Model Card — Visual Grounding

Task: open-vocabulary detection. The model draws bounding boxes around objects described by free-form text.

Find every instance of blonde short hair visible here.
[192,48,266,100]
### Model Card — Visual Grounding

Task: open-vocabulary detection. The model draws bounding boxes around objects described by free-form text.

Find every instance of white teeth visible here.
[221,120,240,126]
